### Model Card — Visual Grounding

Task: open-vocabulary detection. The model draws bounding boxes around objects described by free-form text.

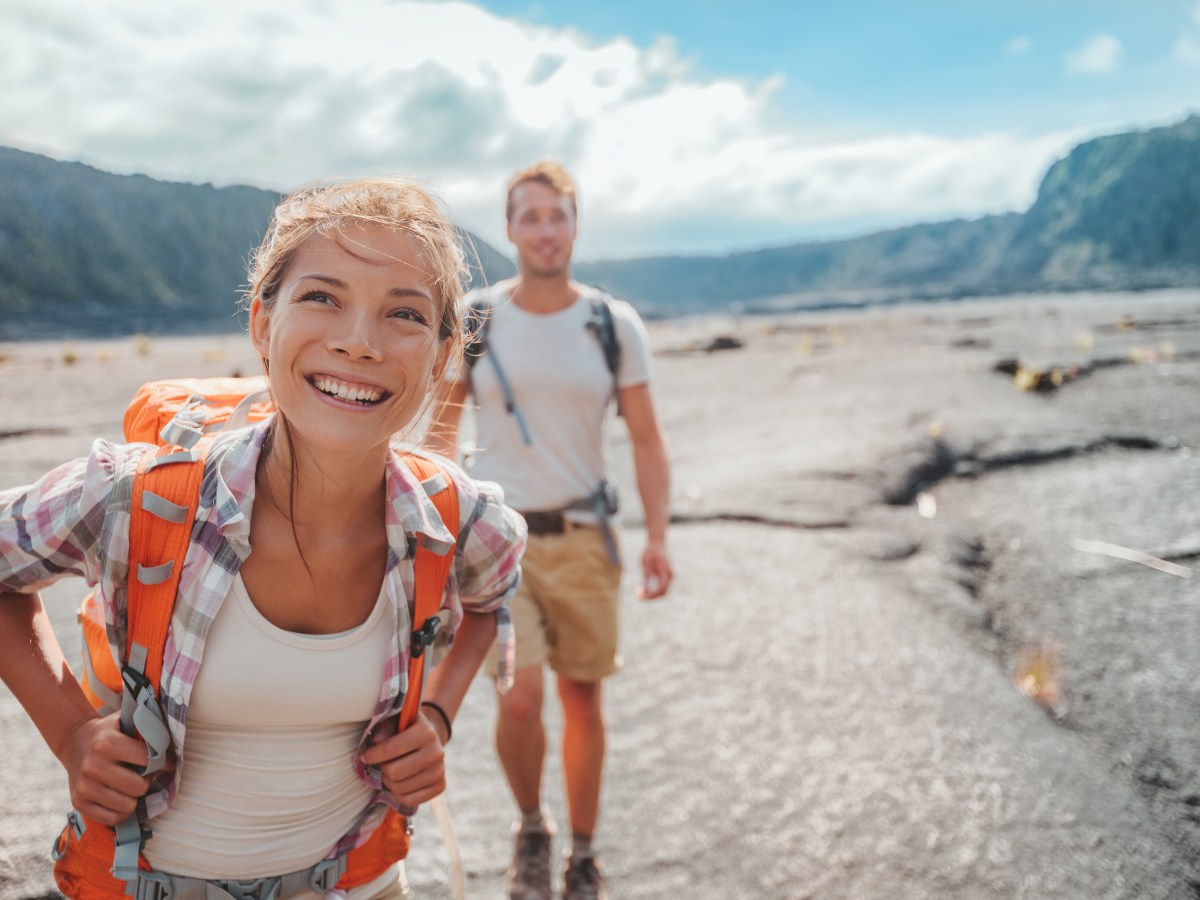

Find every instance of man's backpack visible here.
[55,377,459,899]
[462,286,624,444]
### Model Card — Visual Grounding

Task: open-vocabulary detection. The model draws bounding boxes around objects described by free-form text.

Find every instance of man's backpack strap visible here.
[585,291,623,416]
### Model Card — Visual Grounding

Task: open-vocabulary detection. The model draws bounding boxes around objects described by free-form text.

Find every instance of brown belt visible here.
[519,510,600,535]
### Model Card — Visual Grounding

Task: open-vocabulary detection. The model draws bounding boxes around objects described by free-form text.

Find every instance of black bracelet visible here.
[421,701,453,744]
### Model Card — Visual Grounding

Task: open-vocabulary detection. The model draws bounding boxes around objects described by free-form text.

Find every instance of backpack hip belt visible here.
[519,480,620,564]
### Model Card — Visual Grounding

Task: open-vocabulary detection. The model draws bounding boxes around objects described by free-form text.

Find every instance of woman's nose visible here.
[328,312,381,360]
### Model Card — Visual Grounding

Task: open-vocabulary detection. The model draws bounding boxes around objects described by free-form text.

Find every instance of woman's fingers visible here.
[64,712,153,823]
[362,718,447,805]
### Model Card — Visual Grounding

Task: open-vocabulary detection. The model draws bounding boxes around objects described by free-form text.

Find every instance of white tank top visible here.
[144,573,390,883]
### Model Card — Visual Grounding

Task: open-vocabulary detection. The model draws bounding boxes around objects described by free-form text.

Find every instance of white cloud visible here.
[1005,36,1032,55]
[0,0,1085,259]
[1176,3,1200,64]
[1066,34,1123,75]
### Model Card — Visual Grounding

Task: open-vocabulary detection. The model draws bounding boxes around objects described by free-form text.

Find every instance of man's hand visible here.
[361,713,447,808]
[63,711,152,826]
[638,540,673,600]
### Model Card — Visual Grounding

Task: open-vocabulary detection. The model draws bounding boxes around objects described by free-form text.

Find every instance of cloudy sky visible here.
[5,0,1200,260]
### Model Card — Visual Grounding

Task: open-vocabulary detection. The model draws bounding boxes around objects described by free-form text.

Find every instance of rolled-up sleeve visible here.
[453,475,527,615]
[0,440,130,594]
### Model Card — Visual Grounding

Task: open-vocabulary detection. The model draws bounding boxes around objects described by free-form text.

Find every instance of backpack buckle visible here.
[411,616,442,658]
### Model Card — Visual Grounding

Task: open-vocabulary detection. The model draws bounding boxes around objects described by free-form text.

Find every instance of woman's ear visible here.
[249,298,270,359]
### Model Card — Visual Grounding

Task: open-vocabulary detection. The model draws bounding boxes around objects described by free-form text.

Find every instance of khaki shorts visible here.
[486,523,623,683]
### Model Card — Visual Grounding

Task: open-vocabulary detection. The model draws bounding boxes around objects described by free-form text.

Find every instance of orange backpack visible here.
[54,377,458,899]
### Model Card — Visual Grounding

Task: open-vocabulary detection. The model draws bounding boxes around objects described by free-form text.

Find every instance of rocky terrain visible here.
[1,289,1198,898]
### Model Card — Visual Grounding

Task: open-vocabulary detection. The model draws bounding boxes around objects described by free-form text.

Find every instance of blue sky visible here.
[3,1,1198,260]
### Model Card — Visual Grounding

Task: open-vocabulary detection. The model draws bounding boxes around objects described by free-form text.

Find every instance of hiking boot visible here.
[562,856,609,900]
[507,824,553,900]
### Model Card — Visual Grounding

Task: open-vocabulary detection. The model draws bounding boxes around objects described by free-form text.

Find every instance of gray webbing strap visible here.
[222,389,271,433]
[128,854,348,900]
[485,352,533,446]
[144,448,199,472]
[79,641,122,714]
[562,485,620,565]
[137,560,175,585]
[140,491,189,524]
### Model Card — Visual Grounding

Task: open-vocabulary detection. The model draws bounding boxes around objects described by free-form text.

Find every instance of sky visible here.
[3,0,1199,261]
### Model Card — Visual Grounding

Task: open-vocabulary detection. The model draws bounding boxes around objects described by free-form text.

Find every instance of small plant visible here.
[62,344,78,365]
[133,334,152,357]
[201,347,227,364]
[97,350,112,364]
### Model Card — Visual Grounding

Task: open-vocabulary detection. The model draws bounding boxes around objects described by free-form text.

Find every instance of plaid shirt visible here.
[0,420,525,857]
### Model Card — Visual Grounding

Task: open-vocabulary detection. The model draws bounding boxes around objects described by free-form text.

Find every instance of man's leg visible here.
[496,664,547,812]
[558,675,609,899]
[498,665,554,900]
[557,675,605,837]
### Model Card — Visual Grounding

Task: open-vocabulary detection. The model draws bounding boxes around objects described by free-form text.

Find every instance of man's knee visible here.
[497,666,545,727]
[557,677,604,724]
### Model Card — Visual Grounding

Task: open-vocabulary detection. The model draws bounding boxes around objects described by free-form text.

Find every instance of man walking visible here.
[428,160,672,899]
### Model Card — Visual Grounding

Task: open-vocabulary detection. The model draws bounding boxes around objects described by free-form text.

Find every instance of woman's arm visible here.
[0,591,151,824]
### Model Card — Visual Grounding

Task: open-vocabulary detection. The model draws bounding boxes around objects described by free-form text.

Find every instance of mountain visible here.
[2,115,1199,338]
[0,148,515,339]
[576,115,1200,316]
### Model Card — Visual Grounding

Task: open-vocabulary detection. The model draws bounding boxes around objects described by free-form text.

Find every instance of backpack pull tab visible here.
[411,616,442,659]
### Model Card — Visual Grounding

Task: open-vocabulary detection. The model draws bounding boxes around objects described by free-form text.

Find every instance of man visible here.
[428,160,672,900]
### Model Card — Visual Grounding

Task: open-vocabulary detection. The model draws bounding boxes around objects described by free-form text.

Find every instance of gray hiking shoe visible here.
[507,824,553,900]
[563,856,609,900]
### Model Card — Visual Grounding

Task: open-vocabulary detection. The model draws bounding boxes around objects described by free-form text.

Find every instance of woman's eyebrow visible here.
[297,274,431,301]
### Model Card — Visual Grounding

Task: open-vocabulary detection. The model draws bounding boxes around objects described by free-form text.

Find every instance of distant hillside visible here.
[577,115,1200,316]
[0,149,515,339]
[2,115,1199,337]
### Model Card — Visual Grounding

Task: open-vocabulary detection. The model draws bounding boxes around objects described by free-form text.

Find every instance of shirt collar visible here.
[210,421,455,560]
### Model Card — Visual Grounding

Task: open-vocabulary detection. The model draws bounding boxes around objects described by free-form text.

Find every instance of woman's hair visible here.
[246,176,468,363]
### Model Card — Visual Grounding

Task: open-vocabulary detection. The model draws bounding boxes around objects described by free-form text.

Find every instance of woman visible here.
[0,178,526,898]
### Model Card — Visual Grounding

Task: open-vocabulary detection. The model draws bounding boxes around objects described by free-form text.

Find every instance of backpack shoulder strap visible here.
[463,287,500,371]
[587,291,622,379]
[395,454,461,731]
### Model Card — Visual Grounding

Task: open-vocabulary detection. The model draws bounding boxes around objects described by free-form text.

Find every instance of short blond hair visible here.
[505,160,578,221]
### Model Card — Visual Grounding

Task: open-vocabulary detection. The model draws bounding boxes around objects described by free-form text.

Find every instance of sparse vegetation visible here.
[1014,641,1064,715]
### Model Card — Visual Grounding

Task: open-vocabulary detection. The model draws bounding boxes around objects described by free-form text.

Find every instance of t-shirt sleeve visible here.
[610,299,655,389]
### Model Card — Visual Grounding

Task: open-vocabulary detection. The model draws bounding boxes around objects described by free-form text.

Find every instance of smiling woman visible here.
[0,177,527,899]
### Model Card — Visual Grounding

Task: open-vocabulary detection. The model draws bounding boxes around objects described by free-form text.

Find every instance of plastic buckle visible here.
[411,616,442,659]
[221,877,281,900]
[132,872,173,900]
[308,857,347,894]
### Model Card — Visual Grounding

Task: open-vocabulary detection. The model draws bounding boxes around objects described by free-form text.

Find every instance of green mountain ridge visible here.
[2,115,1199,339]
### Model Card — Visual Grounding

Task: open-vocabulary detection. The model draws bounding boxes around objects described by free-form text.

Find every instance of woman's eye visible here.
[390,307,430,326]
[300,291,336,306]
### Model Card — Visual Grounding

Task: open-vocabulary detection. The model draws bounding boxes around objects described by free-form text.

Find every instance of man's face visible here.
[506,181,577,278]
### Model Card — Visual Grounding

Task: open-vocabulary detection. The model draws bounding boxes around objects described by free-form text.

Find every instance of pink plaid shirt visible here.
[0,420,525,857]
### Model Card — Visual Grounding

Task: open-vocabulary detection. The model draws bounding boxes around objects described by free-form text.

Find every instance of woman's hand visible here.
[62,711,152,825]
[361,712,447,808]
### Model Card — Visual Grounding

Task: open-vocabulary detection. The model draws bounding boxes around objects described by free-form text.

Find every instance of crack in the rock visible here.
[669,511,850,530]
[0,427,68,441]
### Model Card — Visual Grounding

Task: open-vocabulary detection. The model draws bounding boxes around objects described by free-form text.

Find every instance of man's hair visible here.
[505,160,578,221]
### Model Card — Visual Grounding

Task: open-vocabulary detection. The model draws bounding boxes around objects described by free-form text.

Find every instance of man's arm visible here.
[425,380,469,458]
[618,382,673,600]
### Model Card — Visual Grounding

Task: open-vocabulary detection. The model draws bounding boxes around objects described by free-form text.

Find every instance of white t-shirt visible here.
[461,284,653,512]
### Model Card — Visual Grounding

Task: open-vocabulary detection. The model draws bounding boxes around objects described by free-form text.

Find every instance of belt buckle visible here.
[222,877,281,900]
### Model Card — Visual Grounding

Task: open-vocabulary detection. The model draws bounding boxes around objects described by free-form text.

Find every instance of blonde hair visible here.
[247,176,467,362]
[505,160,578,221]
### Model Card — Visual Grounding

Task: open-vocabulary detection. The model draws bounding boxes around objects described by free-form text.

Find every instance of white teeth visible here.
[314,376,383,404]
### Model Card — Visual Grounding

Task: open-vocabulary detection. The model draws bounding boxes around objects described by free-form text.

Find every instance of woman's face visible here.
[250,223,448,460]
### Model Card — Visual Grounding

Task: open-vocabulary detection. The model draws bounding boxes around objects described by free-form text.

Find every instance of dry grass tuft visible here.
[133,334,152,357]
[62,344,78,366]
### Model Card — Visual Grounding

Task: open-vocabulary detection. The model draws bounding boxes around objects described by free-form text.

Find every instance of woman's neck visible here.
[256,431,387,533]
